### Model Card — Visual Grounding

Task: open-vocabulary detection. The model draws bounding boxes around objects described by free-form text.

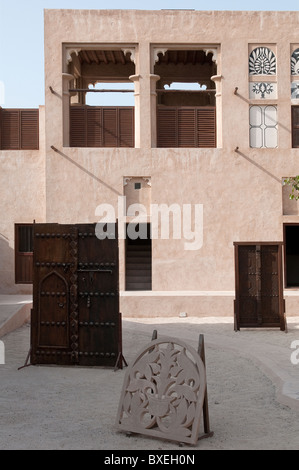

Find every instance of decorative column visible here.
[211,74,222,148]
[150,74,160,148]
[62,73,74,147]
[129,74,141,148]
[137,42,152,149]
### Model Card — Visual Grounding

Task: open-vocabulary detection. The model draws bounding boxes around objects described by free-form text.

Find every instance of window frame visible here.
[283,223,299,289]
[125,223,152,292]
[292,105,299,148]
[15,223,34,284]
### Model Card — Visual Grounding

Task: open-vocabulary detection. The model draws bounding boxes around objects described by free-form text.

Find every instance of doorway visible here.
[284,224,299,287]
[125,223,152,291]
[234,242,286,331]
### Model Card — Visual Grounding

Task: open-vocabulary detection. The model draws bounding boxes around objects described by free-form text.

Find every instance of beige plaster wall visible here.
[0,106,46,293]
[41,10,299,316]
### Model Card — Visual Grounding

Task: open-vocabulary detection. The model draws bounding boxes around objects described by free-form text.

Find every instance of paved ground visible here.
[1,296,299,450]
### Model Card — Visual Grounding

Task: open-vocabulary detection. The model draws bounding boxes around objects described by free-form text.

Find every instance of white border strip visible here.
[120,291,235,297]
[121,290,299,297]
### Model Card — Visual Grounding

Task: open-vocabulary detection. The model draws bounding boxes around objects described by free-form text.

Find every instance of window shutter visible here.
[157,108,177,147]
[292,106,299,148]
[70,107,86,147]
[103,108,118,147]
[15,224,33,284]
[119,108,134,147]
[157,106,216,148]
[178,108,196,147]
[86,108,103,147]
[197,107,216,148]
[0,109,39,150]
[20,110,39,150]
[1,109,20,149]
[70,106,134,148]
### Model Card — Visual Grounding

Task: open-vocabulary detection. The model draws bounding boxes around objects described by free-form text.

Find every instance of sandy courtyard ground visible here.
[1,316,299,450]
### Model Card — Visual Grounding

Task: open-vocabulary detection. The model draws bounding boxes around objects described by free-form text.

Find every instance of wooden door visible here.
[234,242,286,331]
[31,223,121,367]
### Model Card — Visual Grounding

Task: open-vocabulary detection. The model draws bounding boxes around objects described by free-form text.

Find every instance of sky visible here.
[0,0,298,108]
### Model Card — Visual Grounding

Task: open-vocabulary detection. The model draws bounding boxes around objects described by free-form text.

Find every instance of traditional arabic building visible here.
[1,9,299,326]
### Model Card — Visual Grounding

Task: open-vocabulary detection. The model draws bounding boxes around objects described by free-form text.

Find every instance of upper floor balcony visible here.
[69,104,216,149]
[64,46,218,149]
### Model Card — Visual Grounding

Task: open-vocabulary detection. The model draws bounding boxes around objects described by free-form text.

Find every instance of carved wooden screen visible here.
[31,223,121,367]
[116,337,207,445]
[234,242,286,331]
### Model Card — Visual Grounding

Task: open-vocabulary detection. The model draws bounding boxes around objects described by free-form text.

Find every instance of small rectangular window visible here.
[134,182,141,190]
[292,106,299,148]
[15,224,33,284]
[18,226,34,252]
[125,223,152,291]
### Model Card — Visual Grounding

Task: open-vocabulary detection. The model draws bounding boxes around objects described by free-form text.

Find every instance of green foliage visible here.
[283,176,299,200]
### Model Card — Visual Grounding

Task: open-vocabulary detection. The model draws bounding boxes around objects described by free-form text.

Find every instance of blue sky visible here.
[0,0,298,108]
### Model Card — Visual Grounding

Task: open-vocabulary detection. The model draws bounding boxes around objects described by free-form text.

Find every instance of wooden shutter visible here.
[197,107,216,148]
[178,108,196,147]
[1,109,20,149]
[157,108,177,147]
[21,110,39,149]
[70,107,86,147]
[70,106,134,148]
[103,108,118,147]
[119,108,134,147]
[292,106,299,148]
[0,109,39,150]
[157,106,216,148]
[15,224,33,284]
[87,108,103,147]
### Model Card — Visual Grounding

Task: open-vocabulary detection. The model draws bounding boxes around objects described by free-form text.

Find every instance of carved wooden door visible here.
[31,223,121,366]
[234,242,286,331]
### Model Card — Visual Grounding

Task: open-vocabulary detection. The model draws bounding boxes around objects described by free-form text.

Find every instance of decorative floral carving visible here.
[249,47,276,75]
[116,337,207,445]
[291,81,299,99]
[291,49,299,75]
[251,82,274,99]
